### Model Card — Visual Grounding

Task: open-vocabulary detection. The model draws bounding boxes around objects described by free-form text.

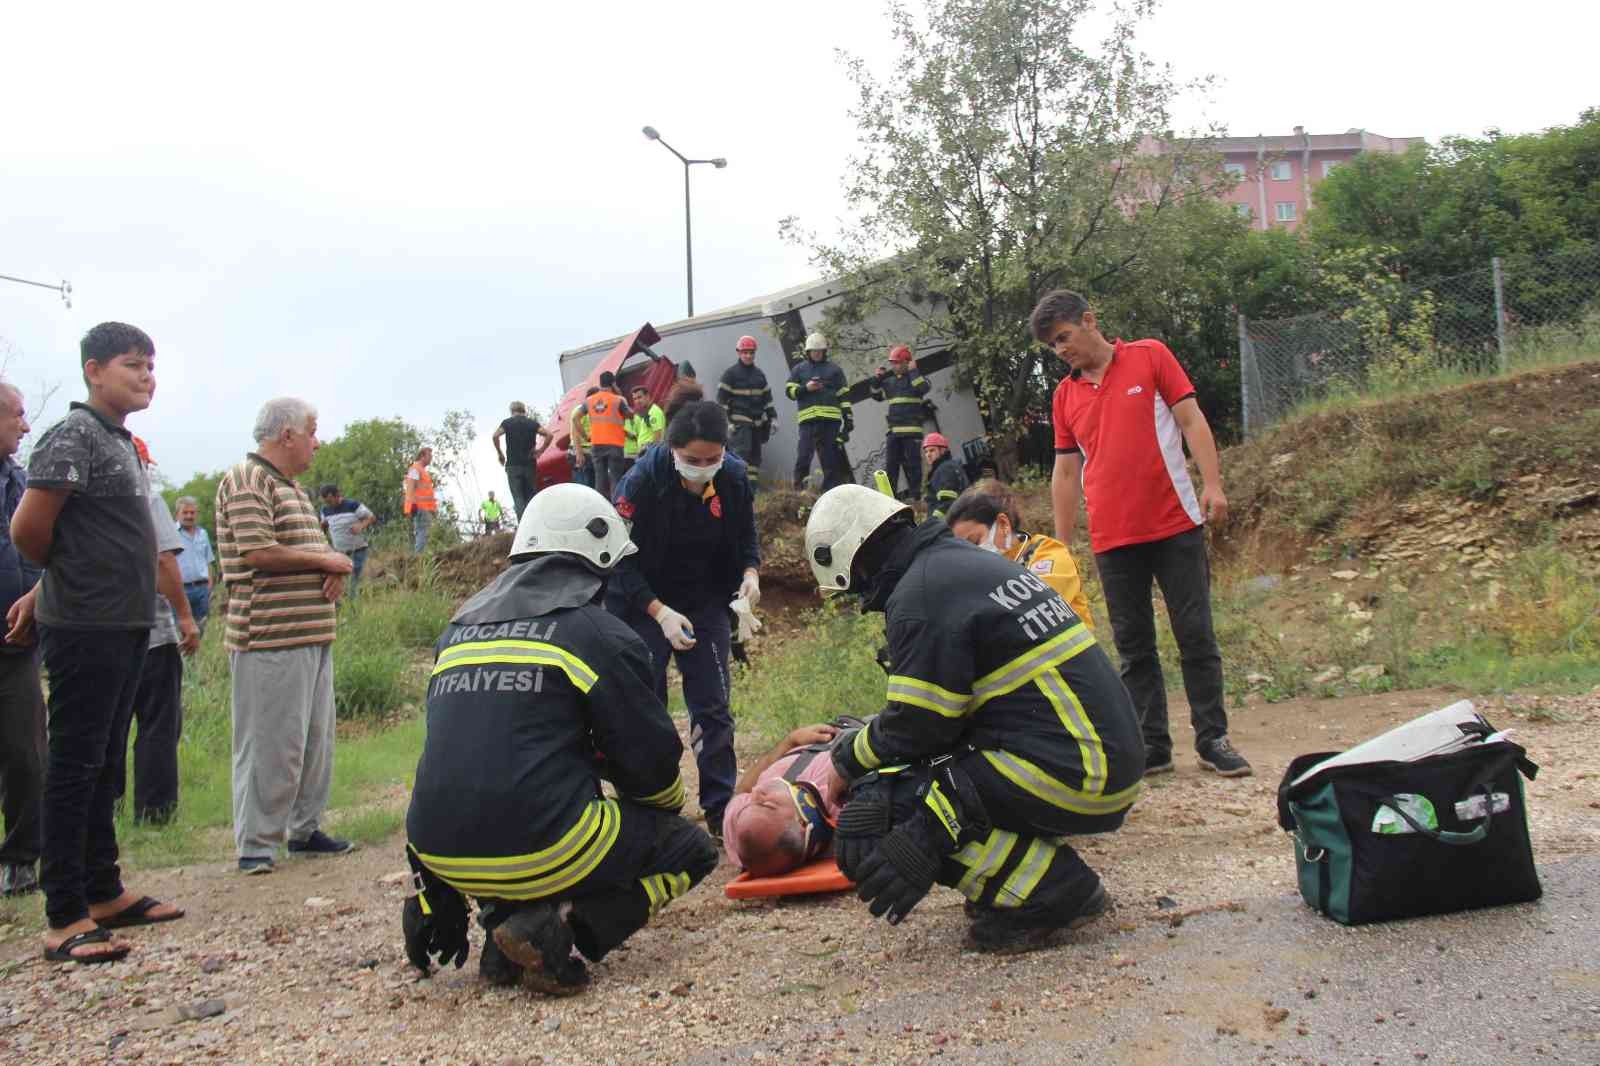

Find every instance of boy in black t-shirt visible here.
[10,322,186,964]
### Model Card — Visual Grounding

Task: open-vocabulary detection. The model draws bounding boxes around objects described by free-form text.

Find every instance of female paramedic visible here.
[943,479,1094,630]
[608,397,760,842]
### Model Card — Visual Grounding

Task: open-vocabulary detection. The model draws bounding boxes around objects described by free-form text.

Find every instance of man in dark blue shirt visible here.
[0,382,44,897]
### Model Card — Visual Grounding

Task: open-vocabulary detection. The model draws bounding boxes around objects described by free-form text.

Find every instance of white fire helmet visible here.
[804,485,912,591]
[509,482,638,570]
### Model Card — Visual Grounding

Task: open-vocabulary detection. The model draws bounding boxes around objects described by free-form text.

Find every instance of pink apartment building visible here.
[1148,126,1425,230]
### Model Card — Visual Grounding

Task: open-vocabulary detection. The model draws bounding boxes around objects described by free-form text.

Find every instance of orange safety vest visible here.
[586,389,627,447]
[408,462,437,512]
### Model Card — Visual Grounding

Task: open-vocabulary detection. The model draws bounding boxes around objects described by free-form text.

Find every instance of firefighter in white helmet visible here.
[402,483,717,993]
[785,332,852,491]
[803,485,1142,952]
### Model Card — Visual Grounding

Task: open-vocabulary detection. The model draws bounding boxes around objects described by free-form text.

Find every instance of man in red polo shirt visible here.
[1030,290,1251,779]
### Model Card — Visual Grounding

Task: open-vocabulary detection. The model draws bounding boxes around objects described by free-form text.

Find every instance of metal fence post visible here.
[1237,313,1251,437]
[1491,255,1508,372]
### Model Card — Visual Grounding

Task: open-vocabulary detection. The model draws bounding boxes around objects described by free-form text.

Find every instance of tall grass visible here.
[108,579,452,870]
[731,601,887,747]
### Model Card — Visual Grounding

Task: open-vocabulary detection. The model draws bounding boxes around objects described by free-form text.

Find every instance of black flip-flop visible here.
[43,927,131,965]
[97,895,185,929]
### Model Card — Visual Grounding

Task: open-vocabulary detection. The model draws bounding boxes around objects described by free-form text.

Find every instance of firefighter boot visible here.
[491,903,590,996]
[966,883,1112,955]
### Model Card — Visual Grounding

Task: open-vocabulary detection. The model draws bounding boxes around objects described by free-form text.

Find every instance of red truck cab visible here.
[536,323,680,491]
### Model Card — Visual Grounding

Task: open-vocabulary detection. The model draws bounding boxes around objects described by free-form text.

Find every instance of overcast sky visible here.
[3,0,1594,507]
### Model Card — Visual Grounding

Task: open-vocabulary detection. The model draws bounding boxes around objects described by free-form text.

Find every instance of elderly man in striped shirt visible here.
[215,398,355,875]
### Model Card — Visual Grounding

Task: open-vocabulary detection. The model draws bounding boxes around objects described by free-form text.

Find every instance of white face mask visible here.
[979,521,1011,554]
[674,453,723,484]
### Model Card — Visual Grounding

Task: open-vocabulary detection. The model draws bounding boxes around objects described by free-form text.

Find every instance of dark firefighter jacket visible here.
[832,520,1143,822]
[718,362,777,428]
[869,369,931,434]
[406,554,686,899]
[925,452,969,519]
[784,357,851,426]
[606,443,760,615]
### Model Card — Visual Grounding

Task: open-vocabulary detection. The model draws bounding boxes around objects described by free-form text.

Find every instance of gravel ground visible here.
[1,686,1594,1065]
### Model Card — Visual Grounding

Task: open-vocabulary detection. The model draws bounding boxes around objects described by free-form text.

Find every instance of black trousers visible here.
[590,445,626,501]
[1093,525,1228,759]
[0,648,46,866]
[883,433,924,499]
[728,423,763,488]
[38,624,148,928]
[109,642,184,823]
[793,419,850,491]
[882,755,1112,922]
[505,463,536,519]
[480,804,717,963]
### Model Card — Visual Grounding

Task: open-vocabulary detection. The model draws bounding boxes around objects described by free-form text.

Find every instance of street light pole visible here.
[642,126,726,319]
[0,272,72,308]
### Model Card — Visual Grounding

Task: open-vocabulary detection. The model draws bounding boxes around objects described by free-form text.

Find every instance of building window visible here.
[1322,160,1341,177]
[1223,162,1246,179]
[1234,203,1252,219]
[1270,160,1293,181]
[1275,202,1297,222]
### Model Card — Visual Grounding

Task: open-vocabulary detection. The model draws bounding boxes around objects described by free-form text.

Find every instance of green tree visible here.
[163,469,228,534]
[781,0,1224,445]
[304,417,424,526]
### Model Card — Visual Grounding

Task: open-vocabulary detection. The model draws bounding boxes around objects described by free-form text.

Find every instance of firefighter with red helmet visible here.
[921,432,967,520]
[870,345,931,501]
[717,335,777,492]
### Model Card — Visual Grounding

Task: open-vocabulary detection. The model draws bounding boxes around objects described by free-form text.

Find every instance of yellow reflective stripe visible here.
[1036,670,1107,797]
[418,800,621,899]
[636,775,685,809]
[796,406,842,422]
[785,382,800,397]
[432,639,599,693]
[970,623,1095,710]
[885,675,969,718]
[722,386,766,396]
[639,871,692,917]
[888,396,924,405]
[953,829,1018,901]
[981,750,1140,815]
[852,728,881,771]
[937,490,959,500]
[910,377,928,388]
[889,426,924,435]
[995,838,1055,908]
[839,401,853,410]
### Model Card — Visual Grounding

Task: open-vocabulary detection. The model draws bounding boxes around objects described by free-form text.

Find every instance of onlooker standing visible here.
[627,384,666,468]
[1031,289,1252,779]
[216,398,355,875]
[785,332,852,491]
[318,484,376,597]
[492,401,551,520]
[173,496,214,634]
[402,446,436,554]
[479,491,504,535]
[580,371,632,501]
[11,322,184,964]
[111,442,200,825]
[0,382,45,898]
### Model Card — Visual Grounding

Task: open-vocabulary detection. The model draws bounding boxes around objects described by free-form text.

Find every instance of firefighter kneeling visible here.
[804,486,1144,953]
[402,484,717,993]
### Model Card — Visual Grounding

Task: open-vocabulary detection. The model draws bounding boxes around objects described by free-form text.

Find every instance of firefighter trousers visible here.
[794,419,850,491]
[883,434,923,500]
[729,424,763,490]
[478,804,716,963]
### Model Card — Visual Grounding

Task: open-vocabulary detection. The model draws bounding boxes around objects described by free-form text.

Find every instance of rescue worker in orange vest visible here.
[580,372,633,501]
[404,446,437,554]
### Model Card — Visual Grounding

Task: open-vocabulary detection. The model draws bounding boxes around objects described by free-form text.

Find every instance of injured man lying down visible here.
[723,721,855,877]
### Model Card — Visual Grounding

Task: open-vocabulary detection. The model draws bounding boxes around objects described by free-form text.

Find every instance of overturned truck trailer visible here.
[537,274,988,491]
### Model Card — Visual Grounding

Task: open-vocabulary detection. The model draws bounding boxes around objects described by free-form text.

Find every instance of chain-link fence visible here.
[1240,244,1600,434]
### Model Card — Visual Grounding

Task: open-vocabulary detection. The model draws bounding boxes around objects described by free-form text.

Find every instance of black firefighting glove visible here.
[833,768,896,882]
[402,846,469,975]
[853,767,990,925]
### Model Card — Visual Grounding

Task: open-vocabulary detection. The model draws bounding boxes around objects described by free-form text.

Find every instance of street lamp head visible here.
[642,126,660,141]
[711,158,728,169]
